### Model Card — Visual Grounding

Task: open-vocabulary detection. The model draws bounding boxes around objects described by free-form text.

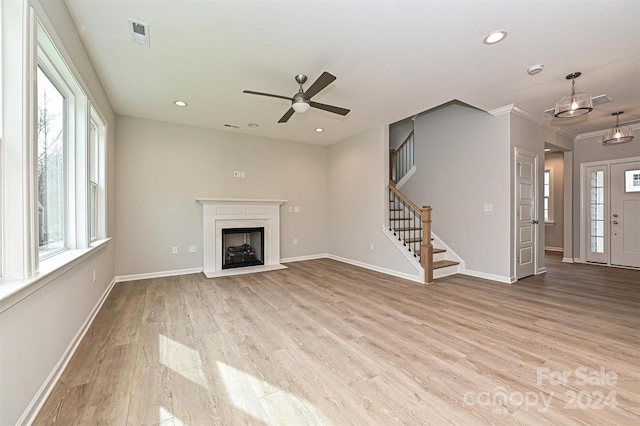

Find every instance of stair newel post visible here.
[390,149,397,184]
[421,206,433,284]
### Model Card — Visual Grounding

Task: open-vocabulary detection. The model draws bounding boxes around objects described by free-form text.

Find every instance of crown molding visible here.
[575,122,640,140]
[489,104,576,140]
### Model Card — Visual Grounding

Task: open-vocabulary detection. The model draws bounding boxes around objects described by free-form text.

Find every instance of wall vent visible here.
[129,19,150,47]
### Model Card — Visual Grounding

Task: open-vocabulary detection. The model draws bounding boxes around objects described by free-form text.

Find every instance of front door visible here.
[516,150,537,279]
[611,161,640,268]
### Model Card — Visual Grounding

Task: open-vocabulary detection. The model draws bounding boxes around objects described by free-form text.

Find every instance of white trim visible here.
[327,254,423,284]
[395,165,416,189]
[489,104,575,139]
[0,238,110,313]
[115,267,203,283]
[281,253,328,263]
[545,246,563,252]
[202,264,287,278]
[459,268,516,284]
[18,275,117,426]
[575,122,640,140]
[562,257,574,263]
[537,267,547,274]
[431,232,465,269]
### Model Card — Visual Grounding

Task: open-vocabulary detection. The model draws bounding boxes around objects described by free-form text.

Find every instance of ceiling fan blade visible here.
[243,90,293,102]
[278,108,295,123]
[310,101,350,116]
[303,72,336,99]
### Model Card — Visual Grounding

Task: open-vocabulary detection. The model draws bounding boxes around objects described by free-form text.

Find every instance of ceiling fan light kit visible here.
[554,72,593,118]
[243,71,350,123]
[602,112,635,145]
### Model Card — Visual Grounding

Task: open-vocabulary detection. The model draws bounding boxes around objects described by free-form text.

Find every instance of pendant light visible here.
[602,112,635,145]
[554,72,593,118]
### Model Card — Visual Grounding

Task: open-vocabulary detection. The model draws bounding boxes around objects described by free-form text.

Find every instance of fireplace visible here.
[197,198,287,277]
[222,227,264,269]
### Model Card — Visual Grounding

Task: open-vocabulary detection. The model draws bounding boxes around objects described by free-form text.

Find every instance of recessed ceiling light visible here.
[315,128,324,132]
[544,148,551,152]
[483,30,507,45]
[248,123,259,128]
[174,100,188,107]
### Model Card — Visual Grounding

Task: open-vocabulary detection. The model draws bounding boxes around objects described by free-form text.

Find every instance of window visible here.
[37,66,67,258]
[625,169,640,193]
[590,170,605,254]
[543,169,553,222]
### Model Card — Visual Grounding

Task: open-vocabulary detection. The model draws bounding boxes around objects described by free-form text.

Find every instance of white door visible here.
[611,161,640,268]
[516,150,537,279]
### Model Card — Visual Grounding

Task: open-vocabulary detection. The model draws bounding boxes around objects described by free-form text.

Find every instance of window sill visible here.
[0,238,111,314]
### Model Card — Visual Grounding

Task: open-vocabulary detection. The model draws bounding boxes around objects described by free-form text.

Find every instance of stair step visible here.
[390,217,413,221]
[394,227,422,232]
[416,247,445,256]
[404,237,421,243]
[433,260,459,270]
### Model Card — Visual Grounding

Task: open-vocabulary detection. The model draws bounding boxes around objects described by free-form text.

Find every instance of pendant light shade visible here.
[602,112,635,145]
[554,72,593,118]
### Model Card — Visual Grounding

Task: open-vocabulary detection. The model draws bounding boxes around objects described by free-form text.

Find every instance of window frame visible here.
[543,169,554,224]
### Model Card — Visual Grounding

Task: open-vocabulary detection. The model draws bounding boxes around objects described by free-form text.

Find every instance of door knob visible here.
[532,220,539,224]
[613,213,619,218]
[613,220,619,225]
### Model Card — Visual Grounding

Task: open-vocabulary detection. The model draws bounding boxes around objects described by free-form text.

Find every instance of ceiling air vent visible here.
[129,19,149,47]
[544,94,612,115]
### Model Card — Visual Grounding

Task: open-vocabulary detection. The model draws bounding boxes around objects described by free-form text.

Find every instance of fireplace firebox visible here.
[222,227,264,269]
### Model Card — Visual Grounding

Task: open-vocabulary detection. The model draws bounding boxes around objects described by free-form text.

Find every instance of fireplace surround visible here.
[197,198,286,277]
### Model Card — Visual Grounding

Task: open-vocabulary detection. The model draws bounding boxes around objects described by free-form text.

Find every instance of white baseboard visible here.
[459,268,515,284]
[562,257,574,263]
[537,267,548,274]
[280,253,328,263]
[115,267,203,283]
[327,254,423,284]
[545,246,564,252]
[19,277,117,426]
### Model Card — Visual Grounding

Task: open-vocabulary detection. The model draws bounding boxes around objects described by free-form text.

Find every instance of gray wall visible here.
[401,103,512,280]
[572,129,640,259]
[544,152,565,250]
[389,117,414,150]
[0,0,116,424]
[327,127,418,278]
[114,116,329,276]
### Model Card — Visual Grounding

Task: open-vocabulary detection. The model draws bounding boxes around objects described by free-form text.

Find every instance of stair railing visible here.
[389,182,433,284]
[389,130,414,185]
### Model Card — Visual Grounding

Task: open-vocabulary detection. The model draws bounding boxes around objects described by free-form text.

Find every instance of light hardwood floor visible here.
[35,253,639,425]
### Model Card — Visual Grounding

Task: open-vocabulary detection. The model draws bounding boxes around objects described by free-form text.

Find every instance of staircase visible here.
[389,131,460,284]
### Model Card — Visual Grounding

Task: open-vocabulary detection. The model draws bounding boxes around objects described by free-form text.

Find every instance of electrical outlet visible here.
[294,206,300,213]
[92,269,96,282]
[188,245,197,253]
[240,171,245,178]
[293,238,298,245]
[172,246,178,255]
[289,206,293,213]
[369,243,374,251]
[484,203,493,212]
[233,171,241,178]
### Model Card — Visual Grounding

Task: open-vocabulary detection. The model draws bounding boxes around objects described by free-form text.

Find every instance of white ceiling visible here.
[63,0,640,146]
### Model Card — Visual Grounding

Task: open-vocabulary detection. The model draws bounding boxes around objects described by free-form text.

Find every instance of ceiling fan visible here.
[243,72,350,123]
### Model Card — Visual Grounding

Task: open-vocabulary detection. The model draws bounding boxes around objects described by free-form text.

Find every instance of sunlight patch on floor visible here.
[159,334,210,389]
[158,406,185,426]
[217,361,329,424]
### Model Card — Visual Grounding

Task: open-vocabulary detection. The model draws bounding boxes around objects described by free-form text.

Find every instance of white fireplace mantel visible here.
[197,198,287,278]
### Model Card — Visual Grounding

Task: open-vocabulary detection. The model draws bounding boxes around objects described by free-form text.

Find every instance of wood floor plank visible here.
[34,253,640,425]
